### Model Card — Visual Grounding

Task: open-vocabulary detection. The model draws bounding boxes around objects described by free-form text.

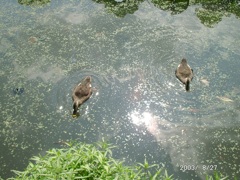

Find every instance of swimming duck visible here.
[175,58,193,91]
[72,76,92,117]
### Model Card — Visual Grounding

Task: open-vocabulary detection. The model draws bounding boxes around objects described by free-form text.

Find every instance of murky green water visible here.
[0,0,240,179]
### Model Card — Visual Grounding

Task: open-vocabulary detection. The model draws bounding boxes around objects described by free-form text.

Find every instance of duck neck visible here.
[186,79,190,91]
[73,101,80,115]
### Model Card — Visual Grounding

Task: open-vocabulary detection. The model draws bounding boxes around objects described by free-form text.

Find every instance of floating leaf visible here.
[216,96,234,102]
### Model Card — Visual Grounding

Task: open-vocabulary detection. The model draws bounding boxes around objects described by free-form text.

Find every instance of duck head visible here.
[72,100,80,118]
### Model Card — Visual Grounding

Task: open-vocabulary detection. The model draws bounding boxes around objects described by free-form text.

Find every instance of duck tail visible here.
[186,78,190,91]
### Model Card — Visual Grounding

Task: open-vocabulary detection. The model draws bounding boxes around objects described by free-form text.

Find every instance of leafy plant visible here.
[205,171,229,180]
[9,140,172,180]
[8,140,229,180]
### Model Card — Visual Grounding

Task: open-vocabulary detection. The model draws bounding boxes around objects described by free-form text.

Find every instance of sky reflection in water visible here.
[0,0,240,179]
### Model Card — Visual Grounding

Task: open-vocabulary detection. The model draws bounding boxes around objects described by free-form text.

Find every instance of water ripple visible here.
[50,69,112,117]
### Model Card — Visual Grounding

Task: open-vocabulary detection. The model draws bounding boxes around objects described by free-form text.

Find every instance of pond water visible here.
[0,0,240,179]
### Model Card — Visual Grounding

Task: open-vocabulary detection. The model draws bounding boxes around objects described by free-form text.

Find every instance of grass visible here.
[7,140,229,180]
[8,140,172,180]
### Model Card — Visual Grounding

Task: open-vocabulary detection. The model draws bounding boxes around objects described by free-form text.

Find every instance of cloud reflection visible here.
[129,111,163,141]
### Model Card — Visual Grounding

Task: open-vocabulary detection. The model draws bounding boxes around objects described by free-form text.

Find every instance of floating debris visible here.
[200,78,209,86]
[188,108,199,113]
[28,36,38,43]
[181,129,186,135]
[13,88,24,95]
[216,96,233,102]
[53,141,69,146]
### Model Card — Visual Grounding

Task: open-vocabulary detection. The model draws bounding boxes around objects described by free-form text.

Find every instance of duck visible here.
[72,76,92,117]
[175,58,193,91]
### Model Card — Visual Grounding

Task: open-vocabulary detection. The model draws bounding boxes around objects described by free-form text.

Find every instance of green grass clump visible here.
[8,140,229,180]
[9,141,172,180]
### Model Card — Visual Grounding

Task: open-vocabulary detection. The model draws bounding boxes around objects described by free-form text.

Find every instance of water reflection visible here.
[18,0,50,6]
[93,0,240,27]
[152,0,190,14]
[128,108,240,179]
[129,111,173,138]
[0,0,240,179]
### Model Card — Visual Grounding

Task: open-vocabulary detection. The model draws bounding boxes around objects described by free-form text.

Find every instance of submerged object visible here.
[28,36,38,43]
[13,88,24,95]
[72,76,92,118]
[200,78,209,86]
[216,96,233,102]
[175,58,193,91]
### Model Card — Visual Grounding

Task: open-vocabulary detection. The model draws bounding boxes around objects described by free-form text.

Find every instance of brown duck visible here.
[72,76,92,117]
[175,58,193,91]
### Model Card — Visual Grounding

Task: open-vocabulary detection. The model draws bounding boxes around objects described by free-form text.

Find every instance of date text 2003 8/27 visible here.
[180,165,217,172]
